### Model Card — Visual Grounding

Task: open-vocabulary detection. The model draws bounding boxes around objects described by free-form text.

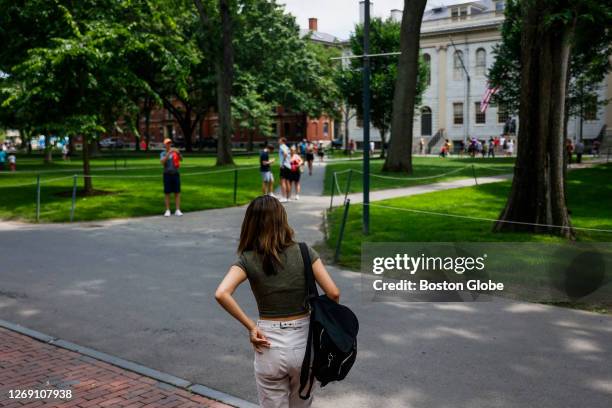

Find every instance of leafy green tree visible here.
[0,0,156,192]
[490,0,612,238]
[341,16,427,159]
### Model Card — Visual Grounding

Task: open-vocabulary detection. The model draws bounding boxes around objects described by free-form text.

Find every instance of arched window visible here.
[475,48,486,76]
[423,53,431,86]
[421,107,432,136]
[453,50,464,80]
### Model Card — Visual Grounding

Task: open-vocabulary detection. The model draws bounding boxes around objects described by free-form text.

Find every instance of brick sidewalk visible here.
[0,327,232,408]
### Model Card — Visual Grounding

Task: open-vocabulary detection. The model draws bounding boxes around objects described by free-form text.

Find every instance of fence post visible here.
[36,175,41,222]
[471,164,478,185]
[70,174,77,222]
[334,199,351,263]
[329,172,336,210]
[344,169,353,204]
[233,169,238,204]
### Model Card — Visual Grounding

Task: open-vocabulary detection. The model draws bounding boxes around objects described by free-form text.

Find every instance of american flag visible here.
[481,84,500,113]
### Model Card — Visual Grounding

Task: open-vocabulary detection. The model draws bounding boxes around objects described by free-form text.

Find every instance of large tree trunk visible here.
[179,108,195,153]
[215,0,235,165]
[134,113,141,152]
[383,0,427,173]
[379,129,387,159]
[494,3,575,239]
[44,133,52,163]
[144,97,152,152]
[82,136,93,194]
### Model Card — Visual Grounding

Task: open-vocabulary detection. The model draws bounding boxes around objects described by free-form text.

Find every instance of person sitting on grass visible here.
[160,138,183,217]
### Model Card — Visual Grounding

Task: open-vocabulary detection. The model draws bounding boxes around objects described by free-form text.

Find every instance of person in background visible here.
[565,138,574,164]
[349,139,356,156]
[288,146,303,200]
[305,142,315,176]
[369,141,375,156]
[0,147,6,171]
[317,142,325,163]
[592,140,601,157]
[160,138,183,217]
[62,144,71,161]
[299,139,307,157]
[506,138,514,156]
[481,140,488,158]
[215,195,340,408]
[419,138,425,155]
[260,144,275,196]
[8,154,16,171]
[278,137,291,202]
[575,140,584,164]
[488,137,495,158]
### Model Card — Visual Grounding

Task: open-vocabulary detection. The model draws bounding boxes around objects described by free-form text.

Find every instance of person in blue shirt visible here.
[0,148,7,171]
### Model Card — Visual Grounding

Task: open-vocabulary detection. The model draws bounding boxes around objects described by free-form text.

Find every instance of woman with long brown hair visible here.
[215,195,340,407]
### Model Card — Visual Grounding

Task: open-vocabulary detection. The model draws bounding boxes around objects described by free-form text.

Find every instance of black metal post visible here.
[70,174,77,222]
[36,175,40,222]
[363,0,371,235]
[344,169,353,204]
[233,169,238,204]
[334,199,351,263]
[329,172,336,210]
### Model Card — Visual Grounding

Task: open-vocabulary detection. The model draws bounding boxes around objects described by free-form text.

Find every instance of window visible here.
[423,53,431,86]
[453,51,464,80]
[323,122,329,137]
[284,122,291,137]
[497,105,509,123]
[475,102,486,124]
[421,107,432,136]
[451,6,468,20]
[453,103,464,125]
[475,48,486,76]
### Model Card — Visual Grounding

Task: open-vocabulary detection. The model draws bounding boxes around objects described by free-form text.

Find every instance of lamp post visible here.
[362,0,371,235]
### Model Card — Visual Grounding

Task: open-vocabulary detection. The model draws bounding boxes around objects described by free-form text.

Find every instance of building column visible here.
[437,44,448,137]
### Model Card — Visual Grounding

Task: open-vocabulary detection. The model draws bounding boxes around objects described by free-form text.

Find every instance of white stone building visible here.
[346,0,612,152]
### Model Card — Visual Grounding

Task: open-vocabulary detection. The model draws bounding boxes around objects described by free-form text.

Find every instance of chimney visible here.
[390,9,402,22]
[308,17,318,32]
[359,1,373,24]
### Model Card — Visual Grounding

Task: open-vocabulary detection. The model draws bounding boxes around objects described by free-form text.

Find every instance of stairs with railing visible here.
[426,129,445,154]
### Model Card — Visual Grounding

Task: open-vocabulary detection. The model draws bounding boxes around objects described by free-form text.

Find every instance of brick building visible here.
[109,17,342,150]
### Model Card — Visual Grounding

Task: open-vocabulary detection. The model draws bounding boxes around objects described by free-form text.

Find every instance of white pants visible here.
[254,316,316,408]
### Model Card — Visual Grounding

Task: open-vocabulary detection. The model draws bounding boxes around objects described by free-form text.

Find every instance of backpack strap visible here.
[298,242,317,400]
[299,242,319,299]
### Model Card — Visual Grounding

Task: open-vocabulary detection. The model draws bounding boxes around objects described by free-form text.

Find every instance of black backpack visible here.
[298,243,359,400]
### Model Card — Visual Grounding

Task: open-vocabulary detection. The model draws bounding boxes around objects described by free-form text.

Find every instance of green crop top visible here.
[233,243,320,318]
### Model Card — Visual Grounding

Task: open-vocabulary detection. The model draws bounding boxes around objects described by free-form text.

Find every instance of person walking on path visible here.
[506,138,514,157]
[215,196,340,408]
[305,143,315,175]
[575,140,584,164]
[260,144,275,196]
[278,137,291,203]
[289,146,303,200]
[160,138,183,217]
[317,142,325,163]
[488,137,495,158]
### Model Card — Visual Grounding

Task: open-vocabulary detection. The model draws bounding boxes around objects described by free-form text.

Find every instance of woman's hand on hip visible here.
[250,326,271,353]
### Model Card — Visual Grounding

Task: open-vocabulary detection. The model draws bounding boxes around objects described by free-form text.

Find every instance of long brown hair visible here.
[238,195,295,275]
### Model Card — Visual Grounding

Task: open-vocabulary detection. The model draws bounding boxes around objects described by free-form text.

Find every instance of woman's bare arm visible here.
[215,266,270,352]
[312,259,340,302]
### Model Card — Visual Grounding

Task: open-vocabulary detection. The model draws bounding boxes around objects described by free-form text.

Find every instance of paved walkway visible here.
[1,161,611,407]
[0,327,230,408]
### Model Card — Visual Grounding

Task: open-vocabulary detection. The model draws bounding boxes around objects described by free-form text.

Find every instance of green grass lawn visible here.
[323,156,516,195]
[326,163,612,270]
[0,155,263,222]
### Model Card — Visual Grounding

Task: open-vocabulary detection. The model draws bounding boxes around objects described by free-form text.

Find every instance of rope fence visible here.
[0,165,261,223]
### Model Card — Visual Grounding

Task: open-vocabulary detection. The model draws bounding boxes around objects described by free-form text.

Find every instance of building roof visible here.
[300,29,347,46]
